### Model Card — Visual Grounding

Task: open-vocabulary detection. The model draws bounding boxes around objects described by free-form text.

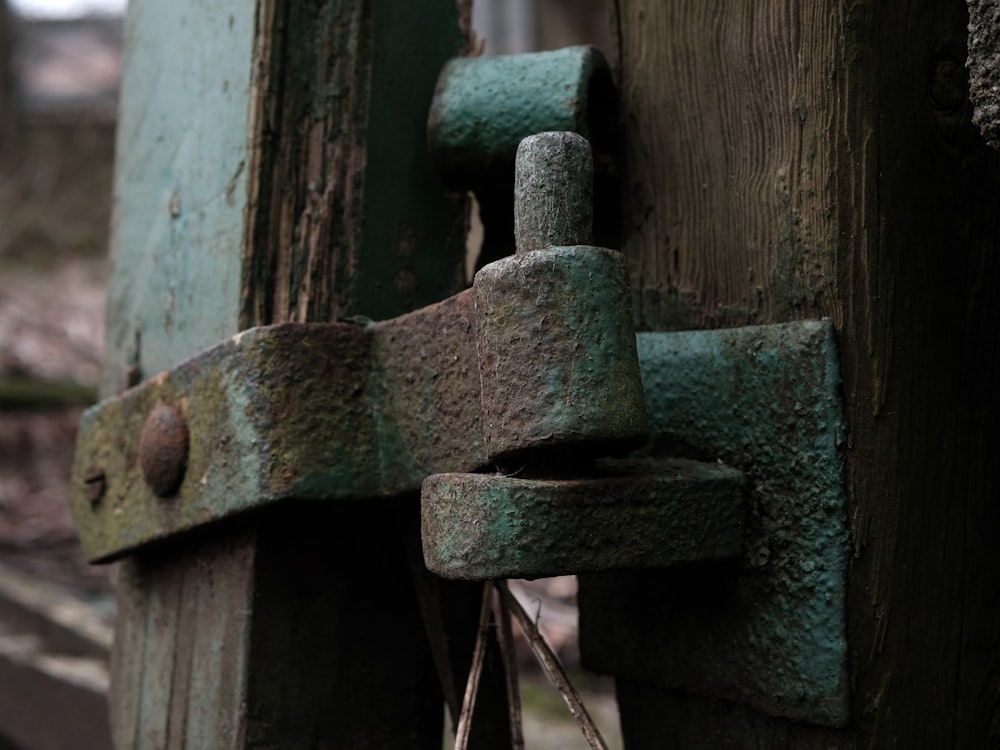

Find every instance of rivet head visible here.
[138,404,189,498]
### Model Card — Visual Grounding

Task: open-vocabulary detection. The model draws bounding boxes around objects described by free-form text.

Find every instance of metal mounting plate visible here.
[579,320,849,727]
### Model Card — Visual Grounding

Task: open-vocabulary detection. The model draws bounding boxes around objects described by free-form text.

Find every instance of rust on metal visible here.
[475,246,646,462]
[422,457,745,580]
[138,404,189,498]
[72,129,648,563]
[475,130,645,462]
[580,320,849,727]
[514,131,593,254]
[427,46,616,267]
[71,297,483,562]
[427,46,614,191]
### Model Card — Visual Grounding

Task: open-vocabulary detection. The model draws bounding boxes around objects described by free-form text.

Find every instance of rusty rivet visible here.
[83,466,106,506]
[138,404,189,498]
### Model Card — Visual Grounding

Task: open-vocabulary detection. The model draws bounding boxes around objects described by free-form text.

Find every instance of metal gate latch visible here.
[71,132,743,577]
[72,51,849,730]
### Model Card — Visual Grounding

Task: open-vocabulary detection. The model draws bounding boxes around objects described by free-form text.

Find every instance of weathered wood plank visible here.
[597,0,1000,746]
[102,0,255,395]
[175,532,255,748]
[615,0,842,332]
[111,531,257,749]
[243,505,443,749]
[241,0,468,326]
[104,1,476,746]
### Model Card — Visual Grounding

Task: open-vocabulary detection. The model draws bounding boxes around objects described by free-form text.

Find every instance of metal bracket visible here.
[71,132,648,563]
[70,113,849,728]
[579,320,849,727]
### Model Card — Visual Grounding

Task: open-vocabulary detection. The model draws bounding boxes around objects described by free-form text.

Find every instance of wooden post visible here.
[102,1,509,747]
[589,1,1000,746]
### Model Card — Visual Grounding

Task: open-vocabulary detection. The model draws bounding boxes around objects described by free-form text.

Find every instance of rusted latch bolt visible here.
[473,132,647,464]
[138,404,189,498]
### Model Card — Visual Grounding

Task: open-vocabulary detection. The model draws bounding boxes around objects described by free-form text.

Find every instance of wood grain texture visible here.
[616,0,842,332]
[106,1,474,746]
[102,0,254,395]
[241,0,468,326]
[600,0,1000,746]
[110,530,255,749]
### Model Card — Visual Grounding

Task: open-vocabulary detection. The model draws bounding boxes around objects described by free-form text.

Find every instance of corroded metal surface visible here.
[475,246,646,462]
[514,132,593,254]
[427,46,613,190]
[71,293,484,562]
[475,131,646,462]
[422,458,745,580]
[427,47,616,267]
[137,404,189,498]
[73,252,646,561]
[579,320,849,727]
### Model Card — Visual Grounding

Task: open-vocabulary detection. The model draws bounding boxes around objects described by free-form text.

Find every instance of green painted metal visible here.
[579,320,849,727]
[72,292,484,563]
[73,238,647,562]
[76,125,648,563]
[421,458,745,580]
[102,0,254,396]
[475,131,645,461]
[475,245,647,462]
[427,46,614,191]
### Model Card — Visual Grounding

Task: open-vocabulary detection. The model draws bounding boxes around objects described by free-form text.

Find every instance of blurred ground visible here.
[1,122,112,599]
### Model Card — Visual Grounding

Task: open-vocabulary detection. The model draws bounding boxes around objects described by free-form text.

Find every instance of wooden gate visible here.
[73,1,1000,747]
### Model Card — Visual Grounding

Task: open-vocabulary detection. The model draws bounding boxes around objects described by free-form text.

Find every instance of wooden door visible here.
[100,1,512,747]
[594,1,1000,746]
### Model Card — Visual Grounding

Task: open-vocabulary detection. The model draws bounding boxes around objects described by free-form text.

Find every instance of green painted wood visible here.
[99,1,489,747]
[102,0,253,396]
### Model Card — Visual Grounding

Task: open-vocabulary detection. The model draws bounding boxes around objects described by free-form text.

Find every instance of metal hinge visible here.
[72,51,850,729]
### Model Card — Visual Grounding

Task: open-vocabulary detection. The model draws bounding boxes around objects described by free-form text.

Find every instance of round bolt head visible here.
[138,404,189,498]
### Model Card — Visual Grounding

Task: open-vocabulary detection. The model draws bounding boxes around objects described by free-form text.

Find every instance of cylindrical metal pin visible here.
[514,131,594,254]
[474,131,646,463]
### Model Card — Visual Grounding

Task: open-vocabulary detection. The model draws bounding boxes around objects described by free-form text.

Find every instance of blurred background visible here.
[0,1,616,747]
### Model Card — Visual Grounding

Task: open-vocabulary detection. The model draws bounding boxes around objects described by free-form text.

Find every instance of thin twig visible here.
[496,581,609,750]
[398,525,462,729]
[491,582,525,750]
[454,584,493,750]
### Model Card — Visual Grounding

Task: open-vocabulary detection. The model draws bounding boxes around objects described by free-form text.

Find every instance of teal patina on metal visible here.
[428,47,611,189]
[472,131,647,461]
[473,245,646,461]
[421,459,745,581]
[579,320,850,727]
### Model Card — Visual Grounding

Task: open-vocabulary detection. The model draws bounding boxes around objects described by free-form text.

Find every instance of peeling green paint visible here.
[103,0,253,395]
[421,458,745,580]
[474,245,647,461]
[579,319,849,727]
[428,46,613,190]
